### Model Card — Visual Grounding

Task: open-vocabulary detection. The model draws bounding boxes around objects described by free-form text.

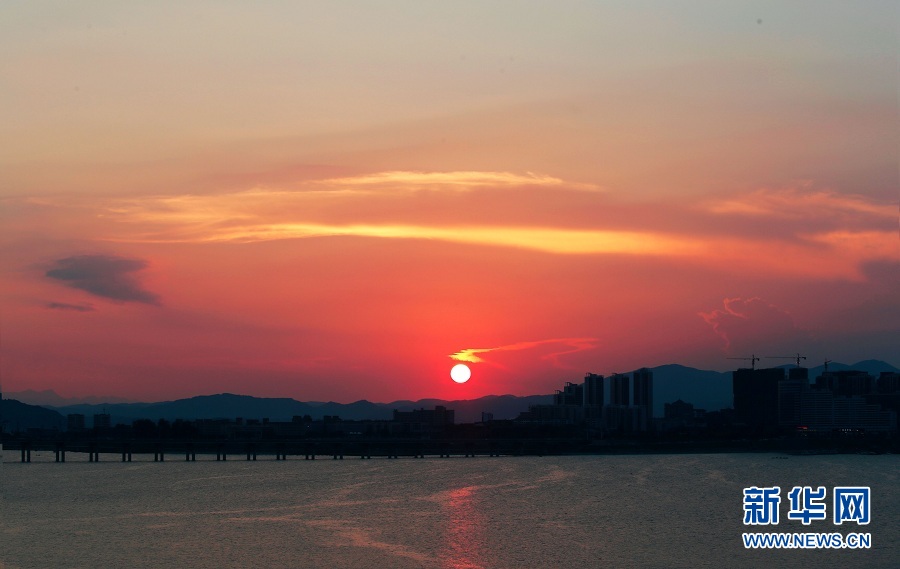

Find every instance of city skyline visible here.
[1,2,897,403]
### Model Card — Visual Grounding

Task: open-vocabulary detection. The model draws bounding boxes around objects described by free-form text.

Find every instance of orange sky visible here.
[1,3,896,402]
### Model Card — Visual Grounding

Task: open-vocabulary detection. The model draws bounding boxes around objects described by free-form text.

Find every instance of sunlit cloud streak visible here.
[320,170,600,191]
[114,221,706,257]
[450,338,599,369]
[23,172,898,280]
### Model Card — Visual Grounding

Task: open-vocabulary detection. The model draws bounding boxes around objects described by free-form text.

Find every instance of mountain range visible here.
[3,360,896,431]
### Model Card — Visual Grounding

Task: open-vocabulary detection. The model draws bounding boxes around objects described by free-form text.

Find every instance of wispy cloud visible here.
[45,255,161,305]
[90,170,699,256]
[20,172,898,280]
[703,185,895,225]
[320,170,600,191]
[450,337,599,369]
[46,301,96,312]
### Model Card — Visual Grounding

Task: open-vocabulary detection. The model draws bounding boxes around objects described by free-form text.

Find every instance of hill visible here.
[47,393,553,426]
[1,398,66,433]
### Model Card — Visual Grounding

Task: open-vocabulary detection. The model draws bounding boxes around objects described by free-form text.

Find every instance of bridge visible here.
[3,436,589,463]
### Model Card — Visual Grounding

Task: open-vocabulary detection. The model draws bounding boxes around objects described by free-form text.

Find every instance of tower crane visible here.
[766,353,807,367]
[727,355,759,370]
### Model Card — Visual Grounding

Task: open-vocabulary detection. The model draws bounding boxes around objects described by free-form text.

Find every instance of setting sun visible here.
[450,364,471,384]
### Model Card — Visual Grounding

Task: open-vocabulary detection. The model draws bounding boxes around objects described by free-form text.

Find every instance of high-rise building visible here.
[610,373,629,406]
[583,373,605,424]
[583,373,604,407]
[633,368,653,419]
[816,371,875,397]
[733,367,785,431]
[93,413,111,430]
[777,374,808,428]
[67,413,86,431]
[632,368,653,431]
[877,372,900,394]
[554,382,583,406]
[778,377,896,433]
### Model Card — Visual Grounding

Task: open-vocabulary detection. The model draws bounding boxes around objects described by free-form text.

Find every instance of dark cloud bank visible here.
[45,255,161,305]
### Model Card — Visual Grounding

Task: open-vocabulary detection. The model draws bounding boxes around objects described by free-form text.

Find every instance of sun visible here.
[450,363,471,384]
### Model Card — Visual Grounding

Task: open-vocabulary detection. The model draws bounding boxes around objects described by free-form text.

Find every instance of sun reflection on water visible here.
[441,486,487,569]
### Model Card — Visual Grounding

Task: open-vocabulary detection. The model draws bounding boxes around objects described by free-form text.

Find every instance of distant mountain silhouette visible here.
[645,364,733,415]
[804,359,899,376]
[4,389,134,406]
[25,360,899,427]
[46,393,553,426]
[1,398,66,432]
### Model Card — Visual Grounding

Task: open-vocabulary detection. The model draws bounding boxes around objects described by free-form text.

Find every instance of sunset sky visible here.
[1,2,896,403]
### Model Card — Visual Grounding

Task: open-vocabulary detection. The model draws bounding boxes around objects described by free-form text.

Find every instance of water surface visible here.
[2,452,896,568]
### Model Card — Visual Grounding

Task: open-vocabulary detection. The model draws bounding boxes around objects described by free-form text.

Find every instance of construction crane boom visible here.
[766,353,807,367]
[727,354,760,370]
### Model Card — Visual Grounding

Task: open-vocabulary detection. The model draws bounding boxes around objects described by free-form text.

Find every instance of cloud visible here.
[450,337,599,369]
[702,185,895,229]
[45,255,161,305]
[699,297,809,355]
[21,172,897,281]
[320,170,600,191]
[46,301,96,312]
[117,221,704,257]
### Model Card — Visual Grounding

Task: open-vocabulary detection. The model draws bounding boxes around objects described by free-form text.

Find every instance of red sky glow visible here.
[1,2,896,403]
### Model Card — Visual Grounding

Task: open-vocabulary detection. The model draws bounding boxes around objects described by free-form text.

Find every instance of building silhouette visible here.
[816,370,875,397]
[67,413,86,432]
[610,373,629,406]
[583,373,604,407]
[93,413,111,431]
[732,367,785,432]
[392,406,455,434]
[583,373,604,425]
[554,382,583,406]
[633,368,653,430]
